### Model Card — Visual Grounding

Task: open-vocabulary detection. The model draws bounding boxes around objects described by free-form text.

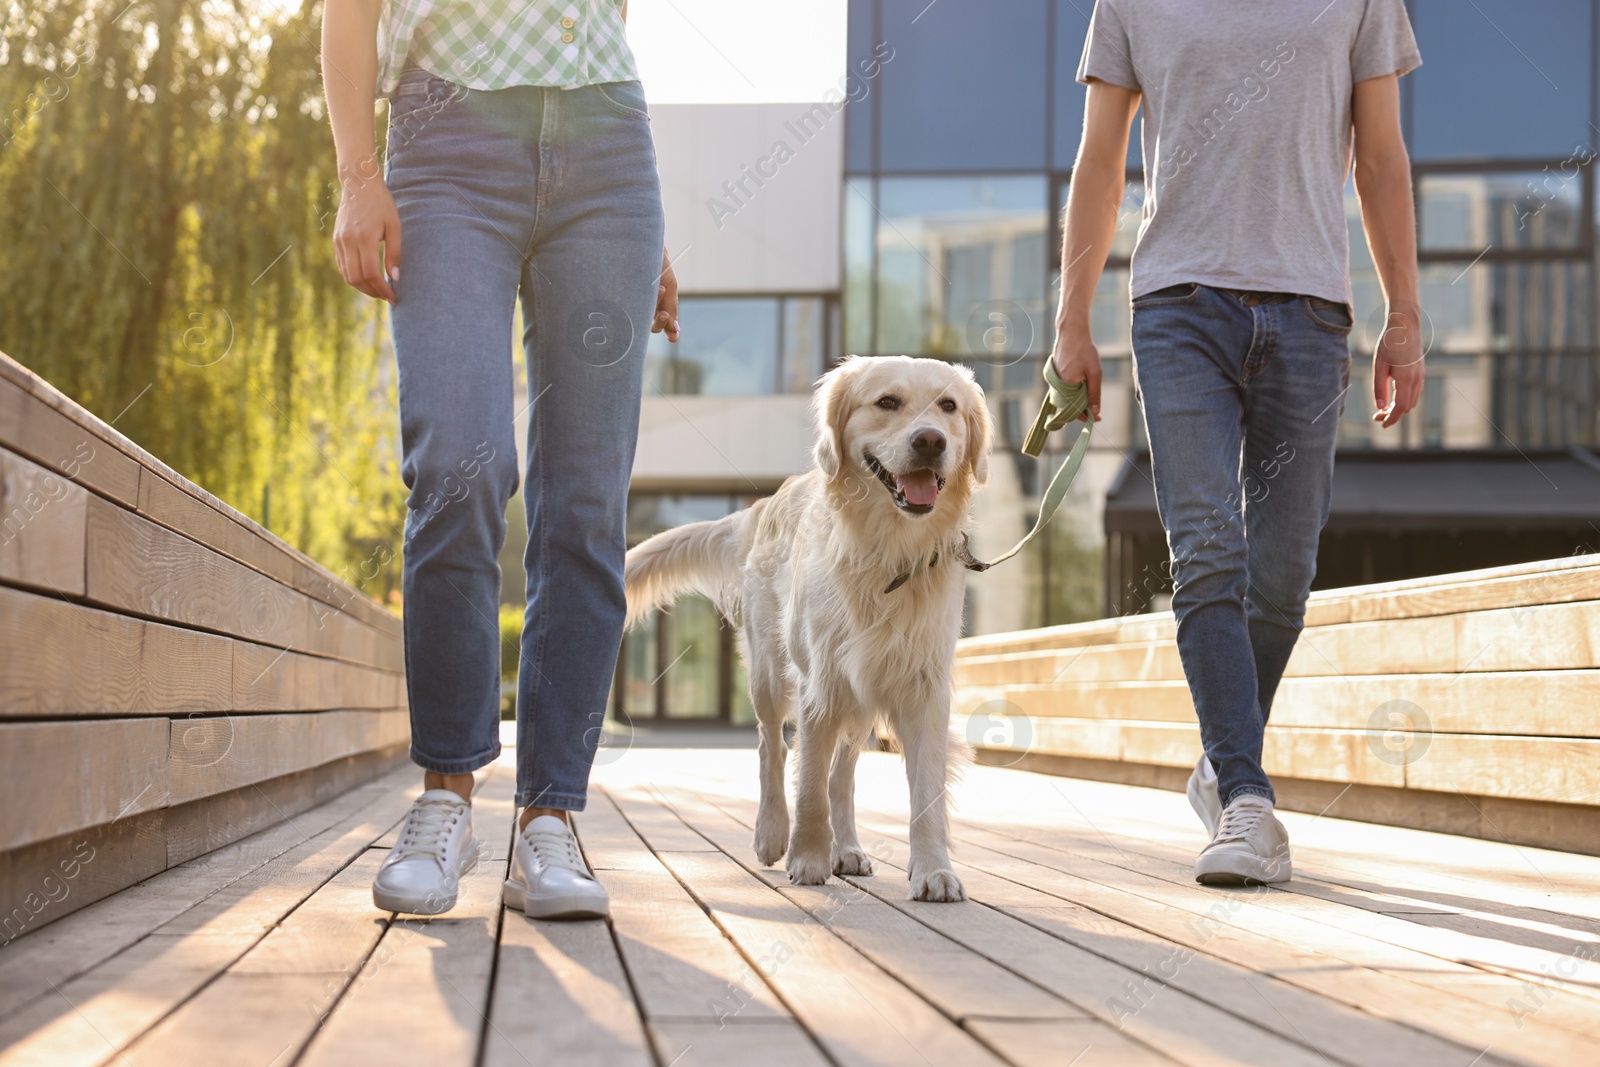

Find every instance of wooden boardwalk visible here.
[4,740,1600,1067]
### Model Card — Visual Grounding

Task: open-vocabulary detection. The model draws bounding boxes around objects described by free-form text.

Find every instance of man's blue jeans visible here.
[385,69,664,811]
[1131,283,1352,807]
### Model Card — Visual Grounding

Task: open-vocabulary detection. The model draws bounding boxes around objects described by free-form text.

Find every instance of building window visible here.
[646,295,833,396]
[619,493,757,725]
[1418,169,1588,254]
[1410,0,1594,161]
[874,0,1049,172]
[872,175,1049,359]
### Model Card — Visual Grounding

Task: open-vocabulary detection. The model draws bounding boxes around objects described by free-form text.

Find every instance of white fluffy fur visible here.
[624,355,991,901]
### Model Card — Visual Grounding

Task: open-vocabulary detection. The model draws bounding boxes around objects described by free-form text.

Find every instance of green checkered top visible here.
[378,0,639,92]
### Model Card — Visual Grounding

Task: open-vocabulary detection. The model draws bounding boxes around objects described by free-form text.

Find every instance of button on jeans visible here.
[384,69,665,811]
[1130,283,1353,807]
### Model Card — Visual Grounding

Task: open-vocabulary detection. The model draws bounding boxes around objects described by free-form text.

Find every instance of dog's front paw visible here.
[832,845,874,877]
[786,848,832,886]
[753,817,789,867]
[909,868,966,902]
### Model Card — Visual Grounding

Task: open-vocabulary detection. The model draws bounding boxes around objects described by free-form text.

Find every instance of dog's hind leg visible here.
[786,700,843,886]
[828,737,873,876]
[752,673,791,867]
[897,710,966,902]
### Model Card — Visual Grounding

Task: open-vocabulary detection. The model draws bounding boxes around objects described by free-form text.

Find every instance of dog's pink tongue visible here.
[896,470,940,507]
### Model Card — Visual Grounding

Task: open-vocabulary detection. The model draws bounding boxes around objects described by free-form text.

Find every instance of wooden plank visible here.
[117,973,334,1067]
[0,583,400,722]
[575,792,789,1022]
[81,495,403,673]
[956,715,1600,807]
[648,1020,833,1067]
[1264,877,1600,1013]
[0,767,418,1062]
[938,821,1600,1062]
[0,374,141,509]
[966,1019,1182,1067]
[83,495,305,649]
[114,853,391,1067]
[582,789,823,1024]
[959,671,1600,737]
[0,749,408,965]
[232,642,404,713]
[1346,559,1600,623]
[952,714,1413,788]
[0,352,399,638]
[957,577,1600,682]
[162,744,408,867]
[0,444,86,596]
[652,849,1003,1067]
[0,719,169,852]
[603,785,724,856]
[482,911,654,1067]
[953,556,1600,665]
[640,782,1080,1023]
[956,641,1184,686]
[1407,734,1600,805]
[165,708,410,805]
[0,585,233,719]
[0,923,249,1067]
[694,780,1490,1067]
[0,808,168,959]
[298,762,514,1067]
[135,467,288,586]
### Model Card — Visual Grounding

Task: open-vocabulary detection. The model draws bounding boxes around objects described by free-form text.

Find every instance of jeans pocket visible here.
[595,80,650,121]
[1131,282,1202,310]
[1304,296,1354,333]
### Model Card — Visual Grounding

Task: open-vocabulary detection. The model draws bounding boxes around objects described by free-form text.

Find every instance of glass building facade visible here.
[841,0,1600,626]
[612,2,1600,723]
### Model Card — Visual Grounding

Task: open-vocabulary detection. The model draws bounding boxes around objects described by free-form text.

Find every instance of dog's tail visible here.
[624,511,745,631]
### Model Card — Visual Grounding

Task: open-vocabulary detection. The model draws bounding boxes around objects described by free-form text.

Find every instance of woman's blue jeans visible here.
[1131,283,1353,808]
[385,69,664,811]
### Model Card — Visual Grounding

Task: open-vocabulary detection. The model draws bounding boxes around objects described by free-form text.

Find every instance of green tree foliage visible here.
[0,0,403,598]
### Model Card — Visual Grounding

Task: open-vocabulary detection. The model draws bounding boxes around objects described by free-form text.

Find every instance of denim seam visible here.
[411,741,502,776]
[524,270,551,805]
[1304,301,1356,334]
[513,789,587,812]
[536,87,562,205]
[1242,306,1272,381]
[595,82,650,122]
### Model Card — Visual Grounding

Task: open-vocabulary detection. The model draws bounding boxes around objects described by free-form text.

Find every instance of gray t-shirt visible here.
[1078,0,1421,304]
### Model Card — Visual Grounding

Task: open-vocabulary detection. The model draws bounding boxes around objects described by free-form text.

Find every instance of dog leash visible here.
[884,362,1092,593]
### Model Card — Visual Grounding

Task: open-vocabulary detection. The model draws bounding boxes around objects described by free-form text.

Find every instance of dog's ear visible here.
[964,379,993,486]
[813,357,857,479]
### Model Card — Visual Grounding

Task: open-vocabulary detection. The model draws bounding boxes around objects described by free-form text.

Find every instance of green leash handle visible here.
[961,362,1092,572]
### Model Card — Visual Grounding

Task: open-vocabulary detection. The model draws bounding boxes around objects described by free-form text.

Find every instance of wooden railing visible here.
[954,553,1600,855]
[0,351,408,940]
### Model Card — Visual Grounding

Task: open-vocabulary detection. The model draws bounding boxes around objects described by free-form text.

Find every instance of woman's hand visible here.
[333,160,401,304]
[652,247,680,341]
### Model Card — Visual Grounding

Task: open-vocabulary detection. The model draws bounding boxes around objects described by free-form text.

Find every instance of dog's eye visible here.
[875,395,901,410]
[938,398,958,413]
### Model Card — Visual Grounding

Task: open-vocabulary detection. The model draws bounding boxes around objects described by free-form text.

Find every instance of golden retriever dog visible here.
[624,355,991,901]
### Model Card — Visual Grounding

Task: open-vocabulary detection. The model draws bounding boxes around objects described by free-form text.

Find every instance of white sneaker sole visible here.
[502,878,609,920]
[372,839,481,915]
[1193,847,1291,886]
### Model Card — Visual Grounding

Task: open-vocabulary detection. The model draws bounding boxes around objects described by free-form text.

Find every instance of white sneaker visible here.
[1186,755,1222,837]
[372,789,479,914]
[1194,794,1292,885]
[503,814,610,920]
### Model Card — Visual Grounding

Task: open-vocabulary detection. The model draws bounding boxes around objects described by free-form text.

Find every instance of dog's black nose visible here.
[910,427,946,455]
